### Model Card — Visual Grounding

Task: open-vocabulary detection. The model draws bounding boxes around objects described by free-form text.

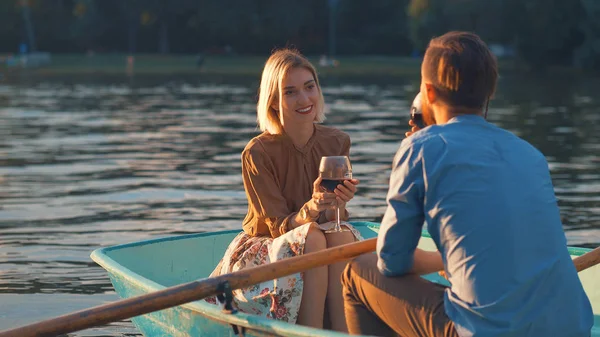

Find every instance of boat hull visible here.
[91,221,600,337]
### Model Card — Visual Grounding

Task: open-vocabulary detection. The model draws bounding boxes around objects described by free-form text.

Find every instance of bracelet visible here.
[299,204,319,223]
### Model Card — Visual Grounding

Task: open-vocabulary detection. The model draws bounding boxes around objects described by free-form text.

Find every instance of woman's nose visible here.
[297,90,310,104]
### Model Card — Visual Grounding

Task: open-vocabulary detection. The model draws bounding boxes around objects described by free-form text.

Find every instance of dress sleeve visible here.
[341,134,351,156]
[241,145,297,238]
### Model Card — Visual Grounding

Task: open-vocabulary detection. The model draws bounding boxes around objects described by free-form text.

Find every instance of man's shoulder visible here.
[484,123,547,159]
[399,128,445,150]
[413,121,543,154]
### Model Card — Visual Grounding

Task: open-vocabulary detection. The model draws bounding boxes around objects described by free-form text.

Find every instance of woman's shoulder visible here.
[242,132,284,156]
[315,124,350,143]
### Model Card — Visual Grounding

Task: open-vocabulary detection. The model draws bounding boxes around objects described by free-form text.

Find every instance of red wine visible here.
[321,179,345,192]
[411,112,426,129]
[411,92,426,129]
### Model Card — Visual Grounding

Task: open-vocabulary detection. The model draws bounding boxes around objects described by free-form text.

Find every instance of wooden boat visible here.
[90,221,600,337]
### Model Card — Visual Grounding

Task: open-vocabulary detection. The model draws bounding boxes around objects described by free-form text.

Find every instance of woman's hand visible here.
[322,179,360,222]
[306,177,338,216]
[405,119,421,138]
[333,178,360,208]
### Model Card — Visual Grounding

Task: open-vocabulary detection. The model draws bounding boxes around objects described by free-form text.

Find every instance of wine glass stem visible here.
[335,206,341,231]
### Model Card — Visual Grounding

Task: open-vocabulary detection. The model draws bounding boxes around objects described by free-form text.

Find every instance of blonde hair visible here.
[257,48,326,134]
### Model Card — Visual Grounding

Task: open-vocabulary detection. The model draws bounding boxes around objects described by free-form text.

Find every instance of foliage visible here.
[406,0,597,71]
[4,0,600,71]
[574,0,600,70]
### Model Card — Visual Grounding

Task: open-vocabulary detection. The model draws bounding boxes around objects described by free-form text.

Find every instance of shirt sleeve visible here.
[241,145,295,238]
[376,139,426,276]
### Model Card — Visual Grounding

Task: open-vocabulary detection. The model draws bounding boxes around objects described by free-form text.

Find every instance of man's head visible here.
[420,31,498,125]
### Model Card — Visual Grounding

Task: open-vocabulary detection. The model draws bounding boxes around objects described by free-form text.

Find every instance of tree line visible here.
[3,0,600,70]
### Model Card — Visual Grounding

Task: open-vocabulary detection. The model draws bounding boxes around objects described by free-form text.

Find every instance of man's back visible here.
[348,31,592,337]
[413,115,593,336]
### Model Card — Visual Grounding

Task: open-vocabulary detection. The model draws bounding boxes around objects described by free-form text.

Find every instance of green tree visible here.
[120,0,143,54]
[70,0,111,51]
[509,0,584,69]
[406,0,589,71]
[33,0,79,52]
[0,1,22,53]
[337,0,411,55]
[188,0,329,54]
[574,0,600,71]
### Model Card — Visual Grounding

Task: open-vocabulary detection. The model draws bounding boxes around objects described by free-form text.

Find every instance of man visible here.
[341,31,593,337]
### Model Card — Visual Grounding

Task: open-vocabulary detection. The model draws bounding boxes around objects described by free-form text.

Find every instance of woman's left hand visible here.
[334,179,360,207]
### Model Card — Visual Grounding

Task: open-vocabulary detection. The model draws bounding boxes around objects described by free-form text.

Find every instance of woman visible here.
[206,48,362,332]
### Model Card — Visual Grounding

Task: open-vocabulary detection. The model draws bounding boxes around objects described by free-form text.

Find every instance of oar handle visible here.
[0,238,377,337]
[573,246,600,273]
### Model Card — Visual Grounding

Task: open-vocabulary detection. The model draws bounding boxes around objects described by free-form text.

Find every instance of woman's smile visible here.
[296,105,313,115]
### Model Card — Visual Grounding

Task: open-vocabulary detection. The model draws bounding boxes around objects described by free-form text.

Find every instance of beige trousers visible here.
[341,253,459,337]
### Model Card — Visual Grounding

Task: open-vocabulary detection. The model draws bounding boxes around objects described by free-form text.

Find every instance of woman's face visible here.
[273,67,320,130]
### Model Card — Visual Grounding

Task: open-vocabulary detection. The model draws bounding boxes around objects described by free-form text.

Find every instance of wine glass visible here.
[319,156,352,233]
[411,92,426,129]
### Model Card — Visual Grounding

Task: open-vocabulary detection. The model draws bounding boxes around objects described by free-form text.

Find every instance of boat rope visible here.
[216,281,246,336]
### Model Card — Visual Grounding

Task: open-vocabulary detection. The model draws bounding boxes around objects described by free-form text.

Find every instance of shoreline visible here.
[0,54,593,86]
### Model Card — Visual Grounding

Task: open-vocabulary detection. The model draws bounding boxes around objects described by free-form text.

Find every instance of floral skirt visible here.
[205,223,363,323]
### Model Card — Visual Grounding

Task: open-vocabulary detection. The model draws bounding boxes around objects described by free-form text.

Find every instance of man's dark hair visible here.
[422,31,498,110]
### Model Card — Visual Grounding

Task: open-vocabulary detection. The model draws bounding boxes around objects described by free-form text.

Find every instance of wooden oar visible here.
[2,239,599,337]
[0,237,377,337]
[574,245,600,272]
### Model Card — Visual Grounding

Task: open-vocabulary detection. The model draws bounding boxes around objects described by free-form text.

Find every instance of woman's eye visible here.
[284,90,294,95]
[307,84,315,90]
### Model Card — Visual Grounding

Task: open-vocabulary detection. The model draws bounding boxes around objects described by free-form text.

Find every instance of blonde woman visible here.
[206,48,362,332]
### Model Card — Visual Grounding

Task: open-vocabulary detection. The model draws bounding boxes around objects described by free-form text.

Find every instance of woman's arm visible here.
[242,146,336,237]
[290,177,339,229]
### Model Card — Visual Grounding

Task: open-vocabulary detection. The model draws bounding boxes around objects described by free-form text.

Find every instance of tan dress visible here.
[205,124,363,323]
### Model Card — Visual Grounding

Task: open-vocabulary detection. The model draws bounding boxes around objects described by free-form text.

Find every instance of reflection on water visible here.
[1,73,599,335]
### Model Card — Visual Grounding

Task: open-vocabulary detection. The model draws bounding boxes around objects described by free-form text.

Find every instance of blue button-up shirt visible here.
[377,115,593,337]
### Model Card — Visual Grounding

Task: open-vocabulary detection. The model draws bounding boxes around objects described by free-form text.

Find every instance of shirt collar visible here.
[446,114,487,125]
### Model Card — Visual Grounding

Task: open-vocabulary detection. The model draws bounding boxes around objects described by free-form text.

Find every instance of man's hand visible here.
[405,119,421,138]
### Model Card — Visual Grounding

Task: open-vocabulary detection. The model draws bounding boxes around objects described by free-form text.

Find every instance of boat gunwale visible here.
[90,222,380,337]
[90,221,594,337]
[92,225,593,257]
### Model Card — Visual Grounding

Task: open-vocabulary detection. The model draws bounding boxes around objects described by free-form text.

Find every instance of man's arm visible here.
[376,142,425,276]
[377,137,446,277]
[411,249,444,275]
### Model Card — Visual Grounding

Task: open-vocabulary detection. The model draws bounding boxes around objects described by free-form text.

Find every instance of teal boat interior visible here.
[91,221,600,337]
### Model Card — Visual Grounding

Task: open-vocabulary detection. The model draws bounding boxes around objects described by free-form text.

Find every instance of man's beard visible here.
[421,99,436,126]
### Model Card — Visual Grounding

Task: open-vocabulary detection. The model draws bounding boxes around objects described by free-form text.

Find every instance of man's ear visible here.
[425,83,438,105]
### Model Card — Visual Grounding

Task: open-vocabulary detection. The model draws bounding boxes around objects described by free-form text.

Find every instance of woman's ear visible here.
[271,101,279,112]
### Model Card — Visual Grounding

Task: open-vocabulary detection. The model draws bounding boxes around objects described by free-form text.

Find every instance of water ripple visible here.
[1,75,599,335]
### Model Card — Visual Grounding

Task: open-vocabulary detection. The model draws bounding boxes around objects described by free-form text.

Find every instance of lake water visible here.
[1,73,599,336]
